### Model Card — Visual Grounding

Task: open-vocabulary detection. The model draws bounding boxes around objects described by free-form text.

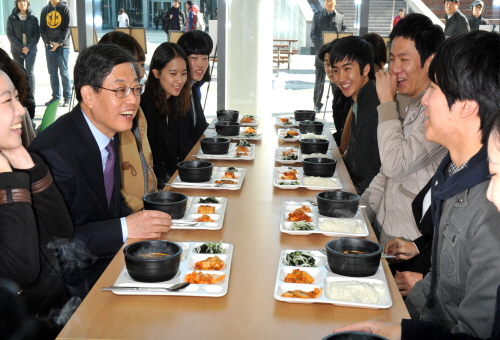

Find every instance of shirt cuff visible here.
[120,217,128,242]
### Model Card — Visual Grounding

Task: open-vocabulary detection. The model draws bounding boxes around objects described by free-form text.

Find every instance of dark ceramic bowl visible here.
[200,137,231,155]
[124,240,182,282]
[299,120,324,134]
[325,238,383,277]
[143,192,188,219]
[177,160,214,183]
[215,121,240,136]
[300,138,329,154]
[317,191,360,217]
[216,110,239,122]
[322,331,389,340]
[303,157,337,177]
[294,110,316,122]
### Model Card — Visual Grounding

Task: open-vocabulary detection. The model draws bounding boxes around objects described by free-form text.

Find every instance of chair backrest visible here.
[40,99,60,132]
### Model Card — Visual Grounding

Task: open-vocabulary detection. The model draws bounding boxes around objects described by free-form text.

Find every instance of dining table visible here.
[57,116,409,339]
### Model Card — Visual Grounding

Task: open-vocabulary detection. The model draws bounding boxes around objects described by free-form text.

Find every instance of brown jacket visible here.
[119,107,157,212]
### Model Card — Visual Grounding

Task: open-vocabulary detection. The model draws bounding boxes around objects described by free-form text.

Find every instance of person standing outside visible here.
[117,8,129,27]
[40,0,71,108]
[310,0,346,113]
[468,0,490,30]
[185,1,200,32]
[6,0,40,97]
[165,0,185,35]
[392,8,405,27]
[443,0,470,36]
[153,10,161,30]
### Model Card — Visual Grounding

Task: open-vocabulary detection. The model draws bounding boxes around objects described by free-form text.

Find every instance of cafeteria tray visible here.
[196,143,255,160]
[278,128,300,142]
[275,116,298,127]
[238,115,259,126]
[214,127,262,140]
[274,146,333,165]
[170,167,247,190]
[171,196,228,230]
[273,166,342,190]
[279,201,368,237]
[110,242,234,297]
[273,250,392,309]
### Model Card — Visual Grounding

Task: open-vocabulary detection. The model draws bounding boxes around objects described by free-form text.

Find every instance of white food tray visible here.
[274,146,333,164]
[111,242,233,297]
[214,127,262,140]
[273,166,342,190]
[278,128,300,142]
[238,115,259,126]
[275,116,298,127]
[170,196,228,230]
[170,167,246,190]
[273,250,393,309]
[196,143,255,160]
[279,201,368,237]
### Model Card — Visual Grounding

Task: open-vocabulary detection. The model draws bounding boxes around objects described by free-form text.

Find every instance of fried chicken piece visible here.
[286,130,299,136]
[295,205,312,214]
[222,172,236,179]
[196,214,215,222]
[284,269,314,284]
[281,288,323,299]
[240,116,255,123]
[197,205,215,214]
[236,146,249,152]
[194,256,225,270]
[287,210,312,222]
[184,271,225,284]
[281,171,298,180]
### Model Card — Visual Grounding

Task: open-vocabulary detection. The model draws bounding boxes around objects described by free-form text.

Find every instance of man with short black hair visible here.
[330,36,380,195]
[468,0,490,30]
[310,0,346,113]
[30,44,173,298]
[443,0,470,36]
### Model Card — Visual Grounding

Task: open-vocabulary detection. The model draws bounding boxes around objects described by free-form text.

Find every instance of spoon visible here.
[167,282,191,292]
[317,248,396,258]
[102,282,191,292]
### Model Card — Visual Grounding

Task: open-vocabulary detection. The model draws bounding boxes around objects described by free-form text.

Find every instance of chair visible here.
[39,99,60,132]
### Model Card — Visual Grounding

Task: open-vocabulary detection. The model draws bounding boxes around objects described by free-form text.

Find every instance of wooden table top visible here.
[57,117,409,340]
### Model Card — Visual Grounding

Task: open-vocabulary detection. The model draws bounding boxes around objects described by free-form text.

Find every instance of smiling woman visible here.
[141,42,191,189]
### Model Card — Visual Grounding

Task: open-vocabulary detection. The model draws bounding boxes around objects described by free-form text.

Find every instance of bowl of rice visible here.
[316,191,359,217]
[322,331,388,340]
[325,238,382,277]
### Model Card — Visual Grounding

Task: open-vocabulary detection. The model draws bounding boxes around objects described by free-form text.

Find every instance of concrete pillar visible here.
[219,0,273,115]
[358,0,370,36]
[76,1,95,50]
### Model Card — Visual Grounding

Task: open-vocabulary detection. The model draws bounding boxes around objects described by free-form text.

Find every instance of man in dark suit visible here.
[30,44,172,298]
[443,0,470,36]
[310,0,346,113]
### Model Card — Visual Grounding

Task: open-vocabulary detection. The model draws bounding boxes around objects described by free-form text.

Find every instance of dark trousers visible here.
[314,66,326,107]
[12,50,37,96]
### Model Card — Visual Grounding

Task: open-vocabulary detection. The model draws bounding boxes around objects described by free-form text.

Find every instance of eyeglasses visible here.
[96,85,144,98]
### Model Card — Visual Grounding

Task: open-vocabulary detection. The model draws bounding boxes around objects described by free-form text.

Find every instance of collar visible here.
[81,109,113,152]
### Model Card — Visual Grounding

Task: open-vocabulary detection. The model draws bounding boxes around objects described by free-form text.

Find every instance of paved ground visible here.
[0,28,335,129]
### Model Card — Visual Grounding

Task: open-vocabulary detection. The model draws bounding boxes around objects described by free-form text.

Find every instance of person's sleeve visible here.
[405,266,432,319]
[30,146,124,256]
[6,19,23,52]
[27,16,40,50]
[58,7,70,45]
[39,8,48,44]
[310,14,322,50]
[360,170,387,224]
[376,101,447,179]
[180,11,186,27]
[341,15,347,32]
[461,14,471,32]
[401,319,484,340]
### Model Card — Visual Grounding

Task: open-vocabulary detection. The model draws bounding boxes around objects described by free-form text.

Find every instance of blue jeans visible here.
[12,50,37,96]
[45,46,71,100]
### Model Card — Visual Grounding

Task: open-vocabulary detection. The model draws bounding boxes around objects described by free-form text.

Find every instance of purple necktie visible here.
[103,139,115,207]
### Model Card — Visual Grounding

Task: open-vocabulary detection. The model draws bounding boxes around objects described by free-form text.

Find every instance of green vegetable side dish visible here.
[285,251,317,267]
[194,241,226,254]
[290,222,314,231]
[236,139,251,147]
[282,154,298,160]
[198,196,220,204]
[279,181,300,185]
[226,167,238,172]
[242,132,257,137]
[284,132,296,139]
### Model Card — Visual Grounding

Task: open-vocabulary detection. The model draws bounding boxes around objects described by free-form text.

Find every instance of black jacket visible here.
[468,15,490,31]
[6,7,40,54]
[444,9,470,36]
[164,7,186,30]
[40,1,70,47]
[342,80,381,195]
[186,82,209,147]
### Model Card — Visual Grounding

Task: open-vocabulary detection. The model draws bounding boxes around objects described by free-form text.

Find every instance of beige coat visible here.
[119,107,157,212]
[361,91,447,246]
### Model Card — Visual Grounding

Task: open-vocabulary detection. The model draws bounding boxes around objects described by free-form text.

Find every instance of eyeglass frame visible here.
[95,84,144,98]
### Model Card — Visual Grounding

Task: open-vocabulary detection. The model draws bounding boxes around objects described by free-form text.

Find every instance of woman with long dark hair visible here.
[141,42,190,189]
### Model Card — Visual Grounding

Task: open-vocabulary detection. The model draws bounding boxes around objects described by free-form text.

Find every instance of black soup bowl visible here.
[299,120,324,134]
[300,138,329,154]
[303,157,337,177]
[215,121,240,136]
[322,331,389,340]
[124,240,182,282]
[325,238,382,277]
[316,190,360,217]
[177,160,214,183]
[143,192,188,219]
[216,109,239,122]
[200,137,231,155]
[294,110,316,122]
